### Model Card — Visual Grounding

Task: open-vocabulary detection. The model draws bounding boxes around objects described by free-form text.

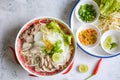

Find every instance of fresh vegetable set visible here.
[69,0,120,79]
[74,0,120,57]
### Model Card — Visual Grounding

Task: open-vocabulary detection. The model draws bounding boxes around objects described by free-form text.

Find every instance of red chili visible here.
[93,58,102,75]
[85,58,102,80]
[9,46,19,64]
[29,74,38,77]
[62,61,74,75]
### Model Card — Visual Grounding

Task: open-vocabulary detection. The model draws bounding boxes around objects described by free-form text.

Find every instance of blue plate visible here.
[69,0,120,58]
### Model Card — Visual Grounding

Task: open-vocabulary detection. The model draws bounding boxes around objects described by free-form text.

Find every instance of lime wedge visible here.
[78,64,88,73]
[52,53,61,62]
[105,36,112,43]
[103,36,112,49]
[103,41,111,49]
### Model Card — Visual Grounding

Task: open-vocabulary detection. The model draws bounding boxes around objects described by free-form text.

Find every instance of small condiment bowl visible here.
[101,30,120,54]
[75,0,100,23]
[76,24,101,48]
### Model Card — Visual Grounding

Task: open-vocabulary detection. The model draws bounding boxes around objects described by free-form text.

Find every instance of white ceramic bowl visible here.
[101,30,120,54]
[75,0,100,23]
[15,17,76,77]
[76,24,101,48]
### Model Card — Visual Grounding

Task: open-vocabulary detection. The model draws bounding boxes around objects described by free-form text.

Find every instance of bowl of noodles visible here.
[15,17,76,76]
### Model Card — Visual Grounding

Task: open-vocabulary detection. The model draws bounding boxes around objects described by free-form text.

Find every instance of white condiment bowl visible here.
[75,0,100,23]
[76,24,101,48]
[101,30,120,54]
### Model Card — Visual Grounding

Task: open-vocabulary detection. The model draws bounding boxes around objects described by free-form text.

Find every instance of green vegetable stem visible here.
[47,21,73,46]
[94,0,120,16]
[78,4,96,22]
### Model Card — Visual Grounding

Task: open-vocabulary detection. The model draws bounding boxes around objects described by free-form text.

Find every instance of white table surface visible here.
[0,0,120,80]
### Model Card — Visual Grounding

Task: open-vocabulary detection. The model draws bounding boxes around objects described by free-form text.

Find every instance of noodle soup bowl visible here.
[76,24,101,49]
[15,17,76,76]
